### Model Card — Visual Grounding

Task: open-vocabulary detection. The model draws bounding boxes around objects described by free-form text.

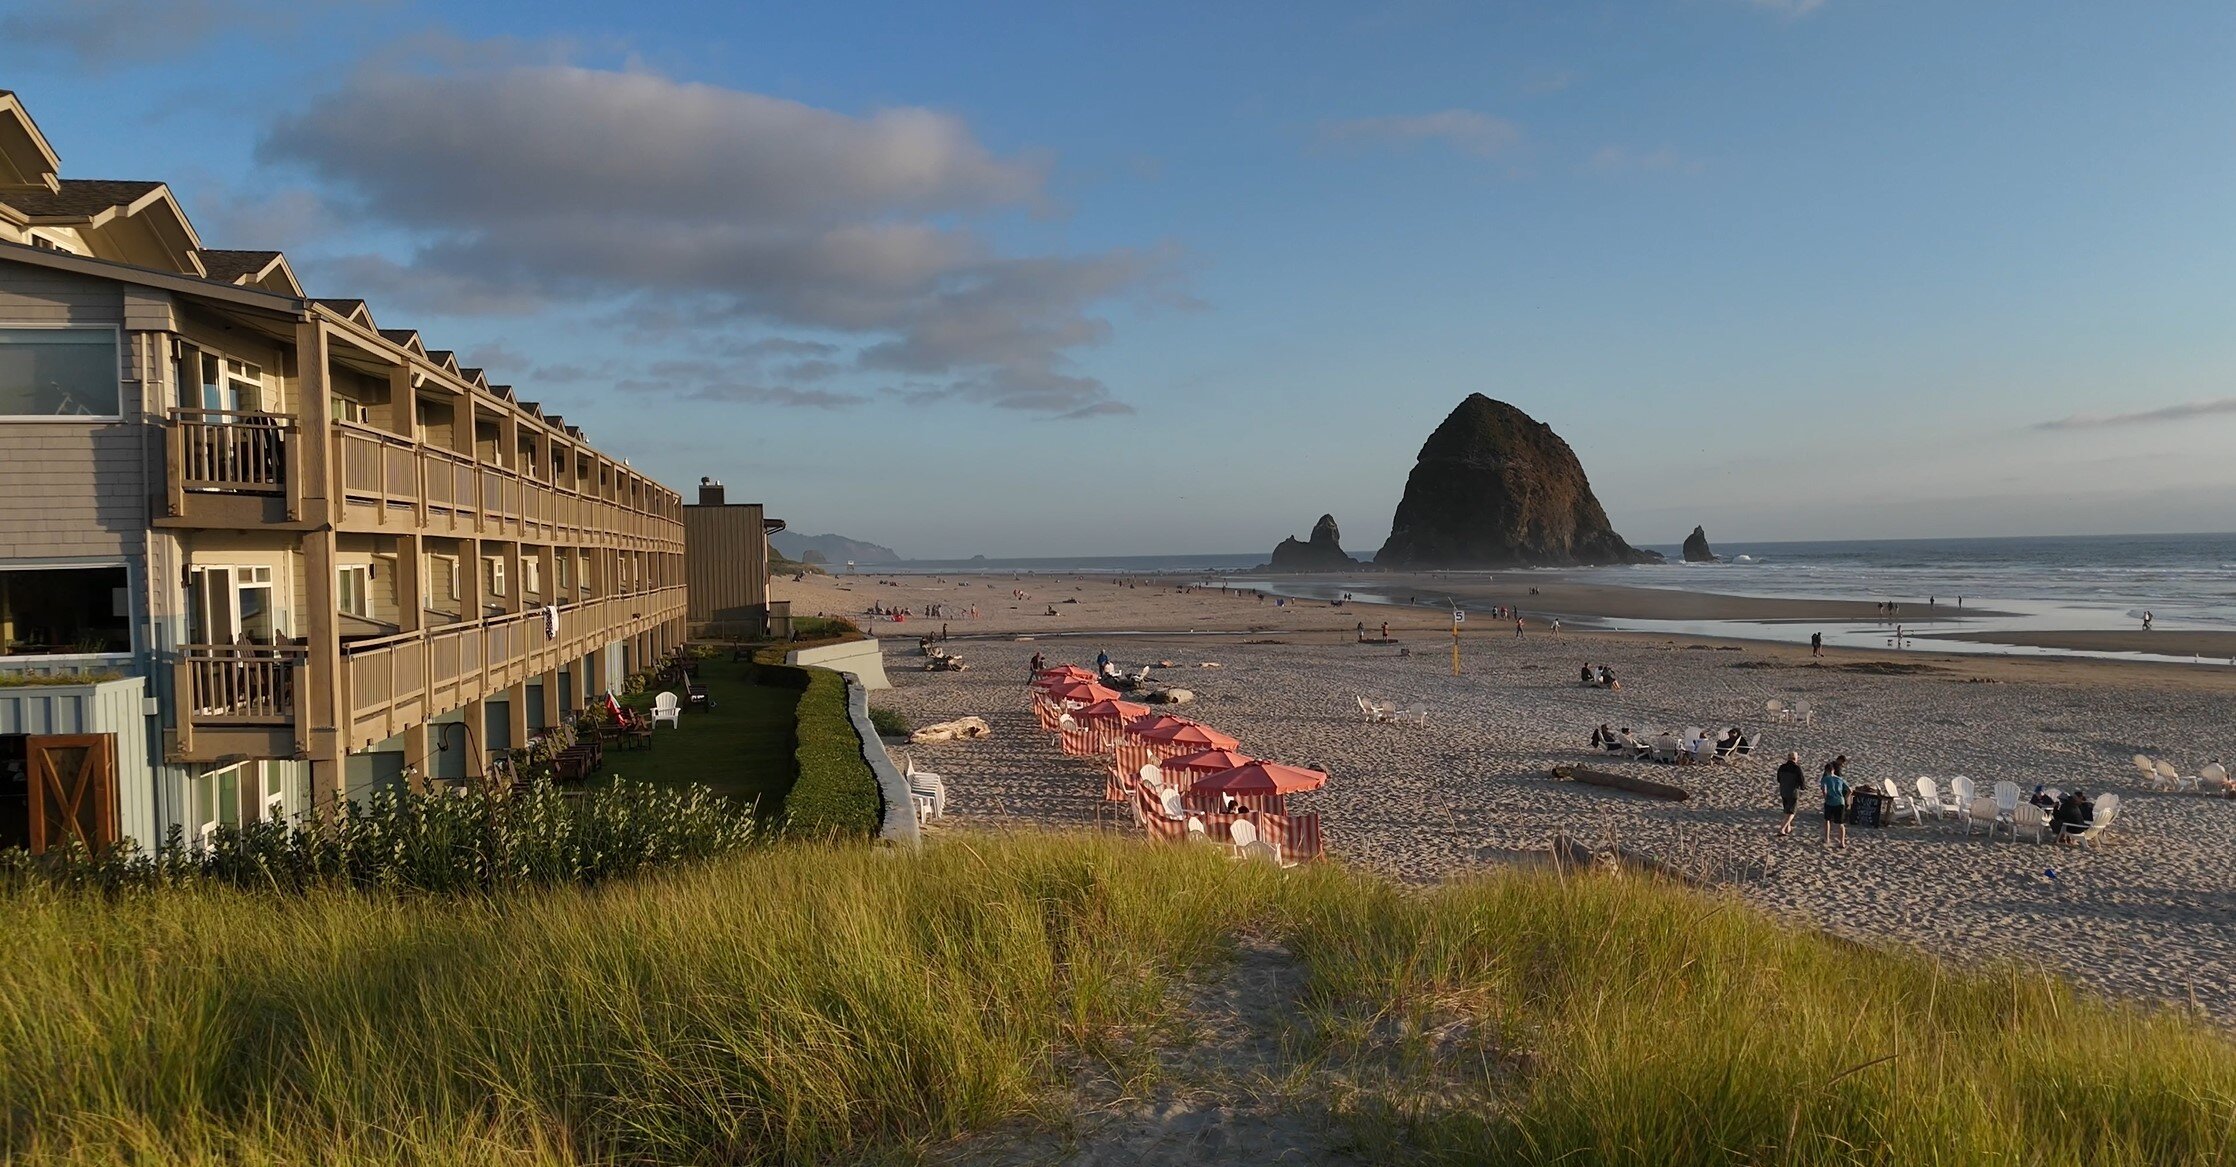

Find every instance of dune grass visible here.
[3,832,2231,1165]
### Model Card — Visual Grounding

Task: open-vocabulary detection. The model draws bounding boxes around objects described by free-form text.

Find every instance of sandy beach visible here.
[783,571,2236,1016]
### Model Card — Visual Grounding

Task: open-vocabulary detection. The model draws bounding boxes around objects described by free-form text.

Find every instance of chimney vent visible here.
[697,478,726,506]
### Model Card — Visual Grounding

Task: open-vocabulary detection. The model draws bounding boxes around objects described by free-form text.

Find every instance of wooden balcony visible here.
[159,411,683,551]
[333,426,682,550]
[162,409,302,527]
[340,585,687,752]
[167,643,309,763]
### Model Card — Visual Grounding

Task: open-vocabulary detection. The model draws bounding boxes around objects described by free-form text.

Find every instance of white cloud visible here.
[254,54,1171,417]
[2033,398,2236,431]
[0,0,364,67]
[1316,109,1523,159]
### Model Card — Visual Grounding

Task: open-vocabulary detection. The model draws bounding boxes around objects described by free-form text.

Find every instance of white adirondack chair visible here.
[1948,775,1976,812]
[1991,781,2022,839]
[1916,776,1957,821]
[1765,699,1789,723]
[1881,780,1921,825]
[1792,699,1815,725]
[2200,763,2229,793]
[2013,802,2051,843]
[651,691,682,728]
[2072,793,2121,846]
[1964,796,2000,838]
[1138,763,1163,791]
[1229,815,1259,857]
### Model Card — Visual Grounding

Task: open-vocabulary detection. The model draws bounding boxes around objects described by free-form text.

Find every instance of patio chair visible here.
[2072,793,2121,847]
[2013,802,2051,843]
[1229,815,1259,857]
[1238,838,1281,865]
[651,691,682,728]
[1947,775,1976,812]
[1159,787,1187,820]
[1765,699,1789,723]
[1735,734,1758,759]
[1186,816,1209,842]
[1964,796,2000,838]
[1401,702,1428,726]
[1916,776,1957,821]
[1138,763,1163,791]
[1881,780,1921,825]
[2131,754,2160,784]
[2201,763,2229,793]
[902,754,947,818]
[1792,699,1814,725]
[1991,781,2021,838]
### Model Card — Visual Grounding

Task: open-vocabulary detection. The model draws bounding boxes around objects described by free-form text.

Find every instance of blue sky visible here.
[7,0,2234,556]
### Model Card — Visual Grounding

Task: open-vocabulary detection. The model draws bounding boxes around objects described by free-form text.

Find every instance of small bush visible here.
[0,779,759,896]
[790,614,861,641]
[868,705,912,737]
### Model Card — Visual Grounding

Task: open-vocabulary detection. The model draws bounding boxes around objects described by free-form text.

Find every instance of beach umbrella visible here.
[1190,761,1329,797]
[1033,667,1096,690]
[1046,680,1120,704]
[1124,712,1193,736]
[1161,747,1257,775]
[1072,698,1150,723]
[1136,721,1241,752]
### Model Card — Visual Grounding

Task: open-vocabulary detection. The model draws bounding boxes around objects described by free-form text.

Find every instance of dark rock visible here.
[1375,395,1660,568]
[1682,526,1718,562]
[1263,513,1360,572]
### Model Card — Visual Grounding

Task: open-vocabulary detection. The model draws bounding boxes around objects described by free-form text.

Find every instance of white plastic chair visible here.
[2073,793,2121,846]
[1356,696,1378,722]
[1138,763,1163,791]
[2200,763,2229,793]
[2013,802,2050,843]
[1765,699,1789,723]
[2131,754,2159,783]
[1186,816,1209,842]
[1964,796,1999,838]
[1229,815,1259,856]
[1792,700,1814,725]
[1238,838,1281,865]
[1401,702,1428,726]
[1159,787,1186,820]
[1991,781,2021,839]
[651,691,682,728]
[1948,775,1976,812]
[1882,780,1920,825]
[1916,777,1956,821]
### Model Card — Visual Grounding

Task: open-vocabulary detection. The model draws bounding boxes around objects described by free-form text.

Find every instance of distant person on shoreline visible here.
[1551,619,1563,638]
[1514,616,1525,639]
[2143,611,2155,631]
[1811,631,1823,657]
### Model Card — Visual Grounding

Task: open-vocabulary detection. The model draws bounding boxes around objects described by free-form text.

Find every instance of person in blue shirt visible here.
[1095,649,1111,676]
[1820,761,1851,849]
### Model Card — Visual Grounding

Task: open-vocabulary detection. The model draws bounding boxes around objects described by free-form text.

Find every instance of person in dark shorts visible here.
[1811,631,1823,657]
[1820,760,1851,849]
[1775,751,1806,835]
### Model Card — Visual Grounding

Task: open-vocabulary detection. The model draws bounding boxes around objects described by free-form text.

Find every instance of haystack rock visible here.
[1375,395,1661,568]
[1683,526,1718,562]
[1264,514,1360,572]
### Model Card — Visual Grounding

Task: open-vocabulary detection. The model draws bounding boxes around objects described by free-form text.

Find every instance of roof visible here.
[0,178,163,219]
[196,248,284,282]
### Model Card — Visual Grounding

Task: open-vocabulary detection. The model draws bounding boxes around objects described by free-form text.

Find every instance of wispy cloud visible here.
[1316,110,1523,159]
[2033,398,2236,431]
[1586,145,1706,176]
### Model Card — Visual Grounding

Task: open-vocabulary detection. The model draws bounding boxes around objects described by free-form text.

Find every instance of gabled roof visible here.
[195,248,301,294]
[425,350,461,375]
[3,179,164,221]
[378,328,426,355]
[312,297,378,331]
[0,91,62,189]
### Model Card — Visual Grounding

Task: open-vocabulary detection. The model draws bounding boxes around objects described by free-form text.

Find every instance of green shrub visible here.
[771,665,883,839]
[0,779,759,895]
[867,705,912,737]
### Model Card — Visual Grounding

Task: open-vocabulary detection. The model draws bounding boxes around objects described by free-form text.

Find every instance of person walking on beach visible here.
[1775,752,1806,836]
[1029,651,1045,677]
[2143,611,2155,631]
[1551,618,1562,638]
[1810,631,1823,657]
[1821,761,1851,850]
[1380,621,1390,641]
[1514,615,1525,640]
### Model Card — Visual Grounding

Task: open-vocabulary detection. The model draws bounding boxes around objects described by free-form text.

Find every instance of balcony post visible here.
[300,527,346,811]
[401,720,430,794]
[393,532,424,635]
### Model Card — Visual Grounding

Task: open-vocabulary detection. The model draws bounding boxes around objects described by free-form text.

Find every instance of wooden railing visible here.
[340,586,687,747]
[179,643,308,724]
[332,426,683,548]
[171,409,294,493]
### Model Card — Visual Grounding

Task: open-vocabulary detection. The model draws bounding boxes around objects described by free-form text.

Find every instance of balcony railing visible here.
[340,586,687,749]
[180,643,307,723]
[172,409,294,493]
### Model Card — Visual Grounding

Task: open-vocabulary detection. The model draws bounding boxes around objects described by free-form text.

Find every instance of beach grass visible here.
[4,831,2231,1165]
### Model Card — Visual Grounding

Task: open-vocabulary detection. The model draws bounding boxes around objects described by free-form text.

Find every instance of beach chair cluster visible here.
[1763,699,1814,725]
[1029,661,1327,865]
[2132,755,2232,795]
[900,753,948,824]
[1592,726,1756,766]
[1911,775,2121,846]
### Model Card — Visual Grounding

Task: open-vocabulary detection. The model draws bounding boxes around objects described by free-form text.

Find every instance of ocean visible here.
[880,533,2236,659]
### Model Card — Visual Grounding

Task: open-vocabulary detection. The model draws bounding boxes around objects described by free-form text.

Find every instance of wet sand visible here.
[1925,629,2236,657]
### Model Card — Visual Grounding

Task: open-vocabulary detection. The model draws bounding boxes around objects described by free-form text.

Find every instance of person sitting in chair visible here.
[1715,727,1743,758]
[1591,723,1617,749]
[2052,788,2094,842]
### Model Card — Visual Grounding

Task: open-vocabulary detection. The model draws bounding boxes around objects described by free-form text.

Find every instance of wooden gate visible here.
[26,734,116,856]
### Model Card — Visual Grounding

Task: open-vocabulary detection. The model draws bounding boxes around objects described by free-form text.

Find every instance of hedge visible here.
[760,663,883,839]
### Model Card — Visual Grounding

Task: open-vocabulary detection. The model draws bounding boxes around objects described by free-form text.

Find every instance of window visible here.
[0,565,131,655]
[426,555,459,608]
[0,328,120,417]
[555,553,570,590]
[521,556,541,596]
[483,556,505,597]
[336,565,371,619]
[188,565,277,646]
[331,394,370,424]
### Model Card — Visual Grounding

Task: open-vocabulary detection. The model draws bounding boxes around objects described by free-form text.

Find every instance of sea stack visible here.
[1264,514,1360,571]
[1375,395,1661,568]
[1683,526,1718,563]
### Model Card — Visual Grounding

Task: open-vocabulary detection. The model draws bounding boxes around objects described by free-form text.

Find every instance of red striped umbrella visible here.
[1046,680,1121,704]
[1190,761,1328,797]
[1135,721,1240,752]
[1162,747,1257,775]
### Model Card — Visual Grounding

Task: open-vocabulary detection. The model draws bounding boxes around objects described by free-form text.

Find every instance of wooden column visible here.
[294,319,346,812]
[393,532,424,635]
[401,721,430,794]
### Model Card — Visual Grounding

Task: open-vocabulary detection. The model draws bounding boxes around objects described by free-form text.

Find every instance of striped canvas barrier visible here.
[1113,737,1152,779]
[1181,788,1285,816]
[1138,782,1188,842]
[1033,696,1060,731]
[1058,716,1093,756]
[1257,812,1325,863]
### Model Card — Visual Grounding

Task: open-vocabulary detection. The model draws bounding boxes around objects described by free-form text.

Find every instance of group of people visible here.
[1578,661,1622,690]
[1590,723,1743,763]
[1776,753,1861,847]
[2032,784,2098,843]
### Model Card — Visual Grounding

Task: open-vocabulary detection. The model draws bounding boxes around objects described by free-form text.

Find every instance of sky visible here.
[5,0,2234,557]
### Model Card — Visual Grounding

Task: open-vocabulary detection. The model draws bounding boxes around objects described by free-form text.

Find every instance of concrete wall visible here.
[844,674,916,848]
[786,638,888,690]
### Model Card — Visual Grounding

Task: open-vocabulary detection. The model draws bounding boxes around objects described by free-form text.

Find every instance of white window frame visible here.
[186,563,283,648]
[521,556,541,597]
[483,556,506,598]
[336,565,372,619]
[425,553,460,606]
[0,324,126,421]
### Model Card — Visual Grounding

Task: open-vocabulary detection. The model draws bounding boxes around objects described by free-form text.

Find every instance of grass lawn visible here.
[601,657,799,818]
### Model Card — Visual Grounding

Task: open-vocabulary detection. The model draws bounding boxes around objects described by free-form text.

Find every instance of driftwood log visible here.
[1550,764,1690,802]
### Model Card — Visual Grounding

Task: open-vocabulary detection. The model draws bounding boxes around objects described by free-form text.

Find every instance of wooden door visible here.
[26,734,116,856]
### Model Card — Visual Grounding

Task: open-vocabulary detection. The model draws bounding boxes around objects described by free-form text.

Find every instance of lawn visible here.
[603,657,800,818]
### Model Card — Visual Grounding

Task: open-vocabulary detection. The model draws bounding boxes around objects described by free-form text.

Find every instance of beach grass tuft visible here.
[3,831,2230,1165]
